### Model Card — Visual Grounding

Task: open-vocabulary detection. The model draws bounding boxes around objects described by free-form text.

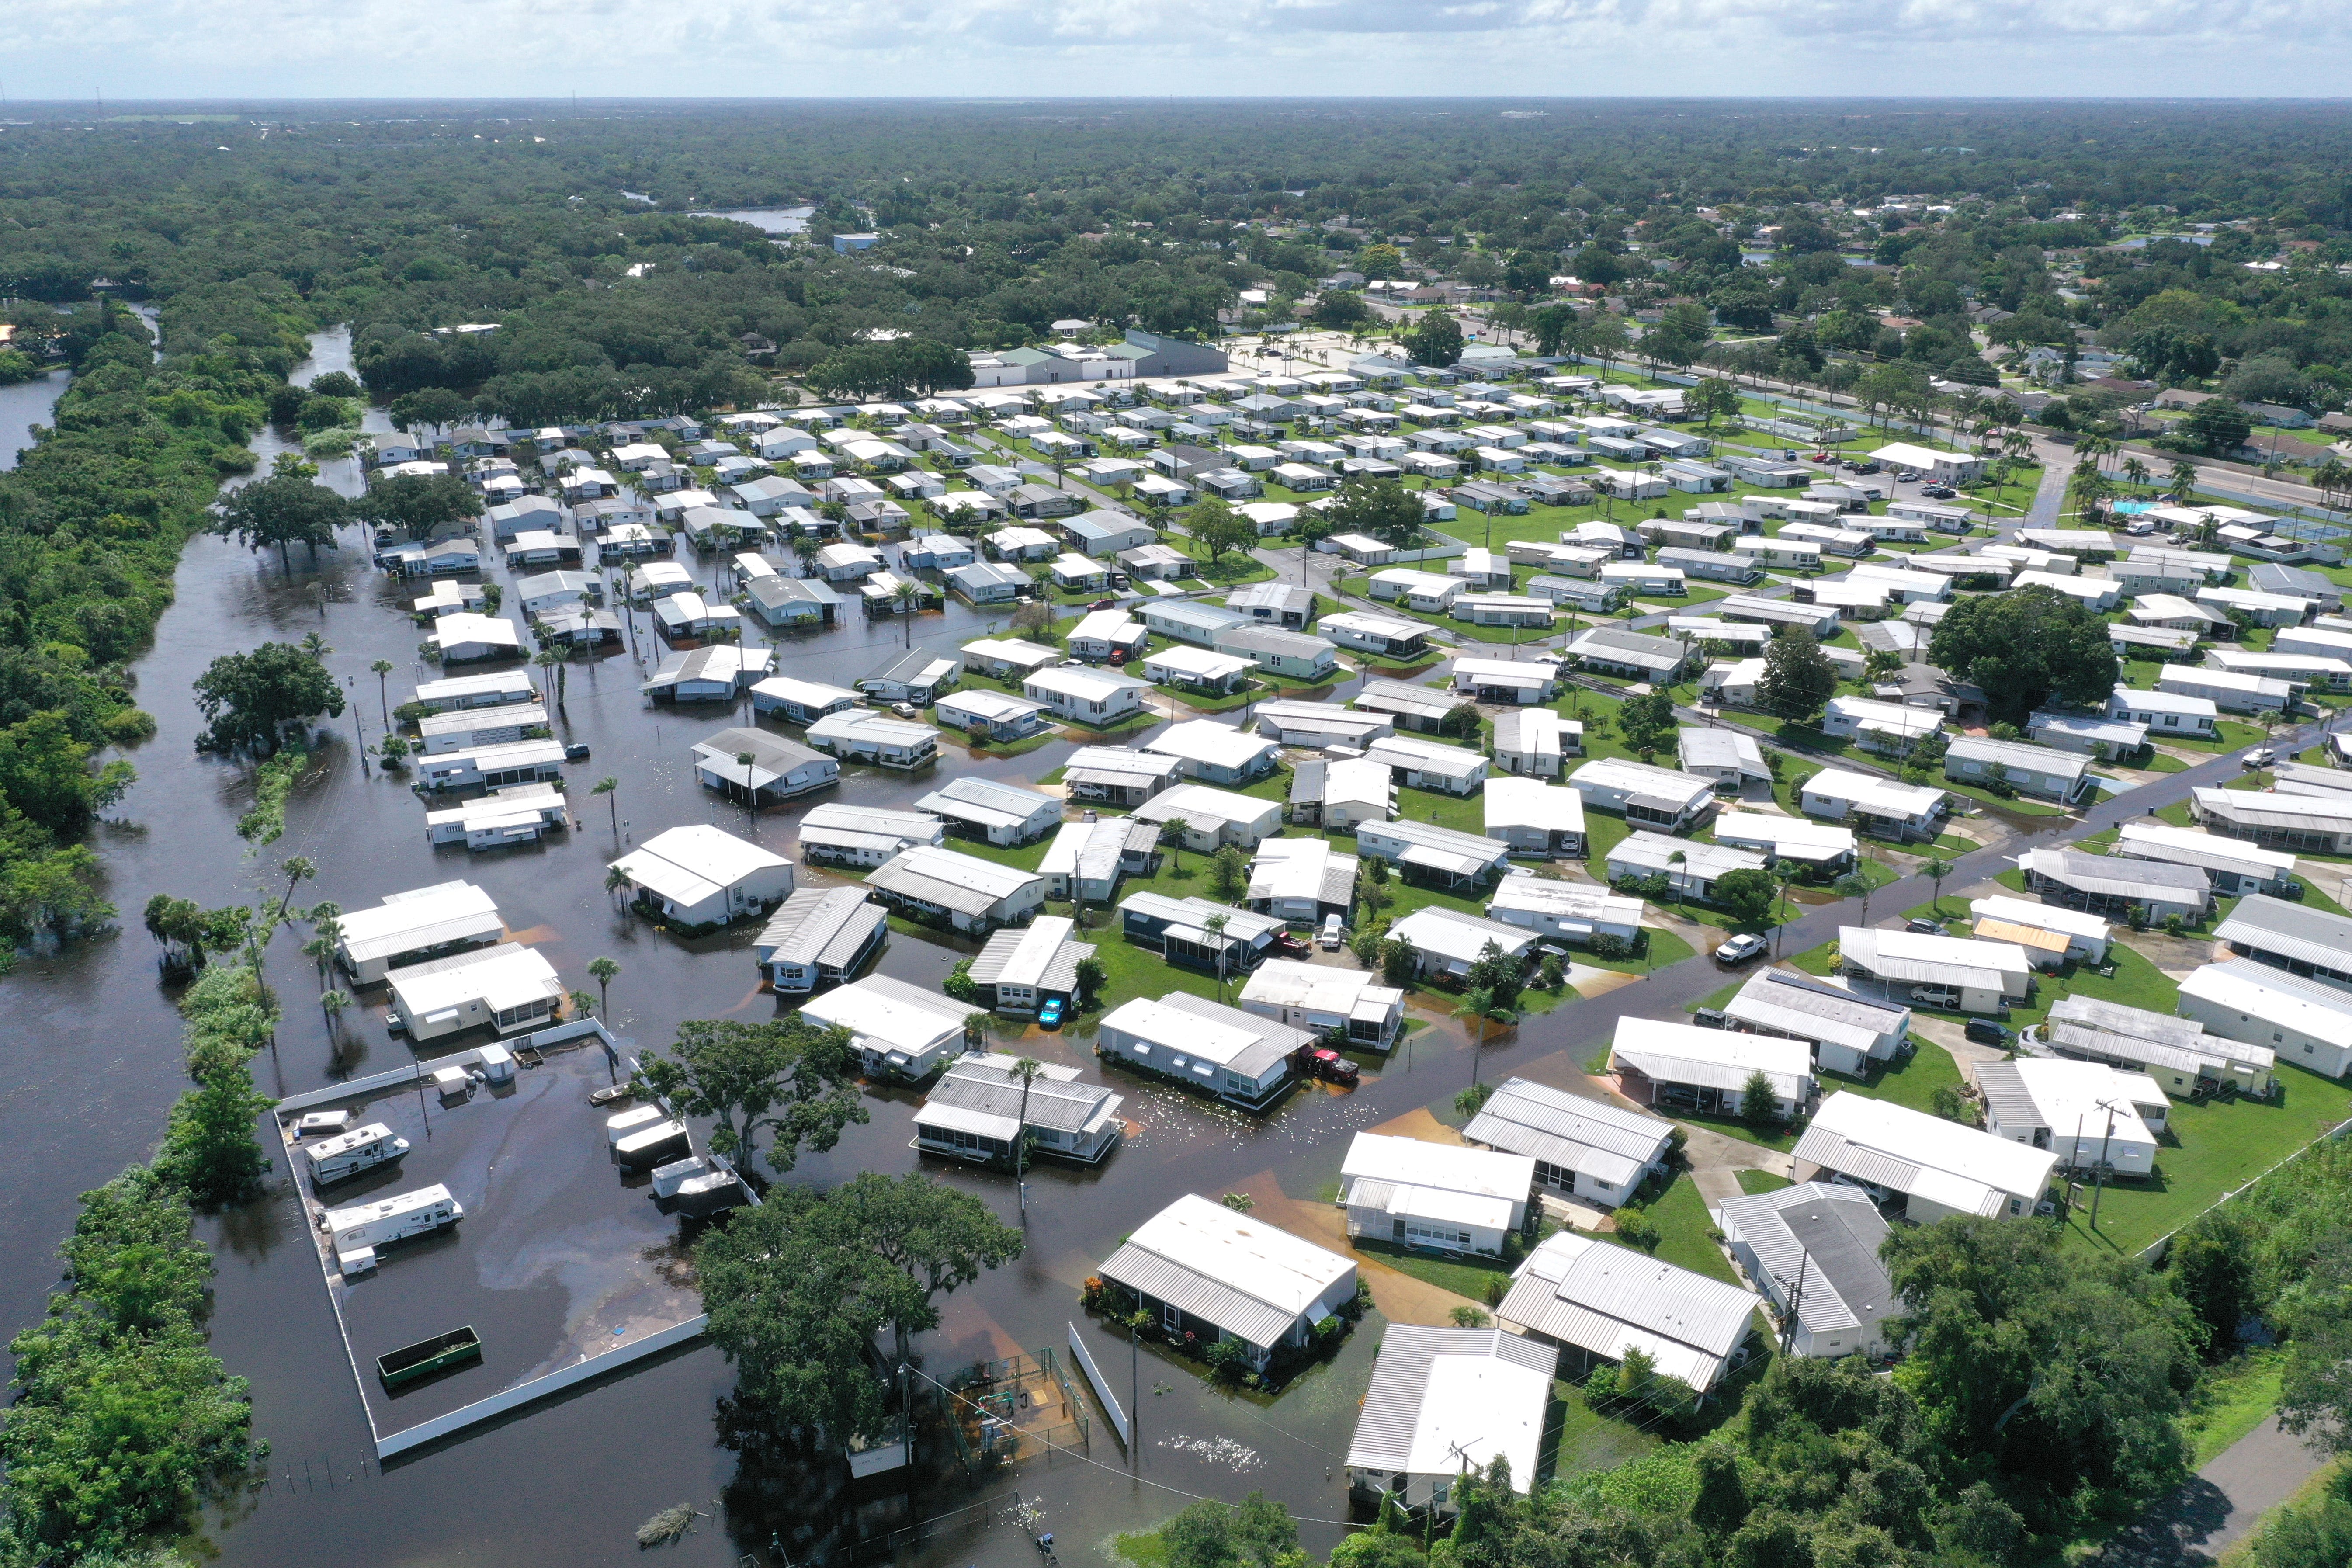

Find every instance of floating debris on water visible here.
[635,1502,701,1547]
[1159,1433,1263,1471]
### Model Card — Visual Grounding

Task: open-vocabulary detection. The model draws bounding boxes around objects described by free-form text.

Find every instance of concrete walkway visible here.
[2096,1415,2331,1565]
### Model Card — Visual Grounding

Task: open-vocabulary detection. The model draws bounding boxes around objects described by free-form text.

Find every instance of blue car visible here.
[1037,997,1065,1030]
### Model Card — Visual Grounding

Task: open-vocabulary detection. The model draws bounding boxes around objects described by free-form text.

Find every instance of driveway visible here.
[2095,1416,2331,1566]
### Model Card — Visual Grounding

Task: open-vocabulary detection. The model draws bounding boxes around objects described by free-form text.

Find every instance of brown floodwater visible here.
[0,331,2170,1568]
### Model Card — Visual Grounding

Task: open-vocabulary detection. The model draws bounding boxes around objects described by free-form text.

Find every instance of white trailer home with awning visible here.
[334,880,505,984]
[1609,1016,1815,1120]
[1097,993,1316,1110]
[610,825,795,927]
[1495,1229,1758,1393]
[914,1053,1124,1167]
[1340,1133,1535,1258]
[753,887,889,995]
[1345,1327,1555,1517]
[1461,1075,1675,1207]
[1836,927,2032,1014]
[386,943,563,1043]
[1724,968,1910,1078]
[1238,960,1406,1051]
[1793,1091,2056,1222]
[1097,1193,1357,1370]
[2177,958,2352,1079]
[798,973,974,1081]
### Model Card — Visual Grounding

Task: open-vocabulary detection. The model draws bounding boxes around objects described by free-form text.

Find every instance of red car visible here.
[1089,597,1119,611]
[1306,1048,1360,1086]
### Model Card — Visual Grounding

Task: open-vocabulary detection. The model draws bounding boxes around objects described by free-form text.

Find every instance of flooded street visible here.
[0,328,1901,1568]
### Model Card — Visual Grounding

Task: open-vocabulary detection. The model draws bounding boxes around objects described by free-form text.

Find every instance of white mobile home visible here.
[1098,1193,1356,1367]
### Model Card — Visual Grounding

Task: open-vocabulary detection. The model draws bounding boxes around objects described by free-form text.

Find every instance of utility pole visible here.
[2090,1098,2121,1232]
[1778,1254,1809,1357]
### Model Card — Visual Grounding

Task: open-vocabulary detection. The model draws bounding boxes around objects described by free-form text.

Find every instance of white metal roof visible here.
[866,844,1043,914]
[797,973,972,1057]
[1967,893,2113,943]
[755,888,885,971]
[1496,1229,1757,1393]
[1795,1091,2056,1214]
[1388,906,1537,966]
[1461,1075,1673,1189]
[337,881,503,964]
[1099,1194,1355,1348]
[612,825,791,907]
[1839,926,2030,992]
[1711,810,1856,861]
[386,941,560,1017]
[1611,1016,1813,1102]
[1145,718,1279,768]
[1483,776,1587,836]
[1346,1327,1554,1484]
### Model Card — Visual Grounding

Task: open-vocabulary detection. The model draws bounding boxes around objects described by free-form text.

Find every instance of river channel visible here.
[0,326,2102,1568]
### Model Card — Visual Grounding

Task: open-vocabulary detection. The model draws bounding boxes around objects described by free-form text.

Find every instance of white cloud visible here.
[6,0,2350,94]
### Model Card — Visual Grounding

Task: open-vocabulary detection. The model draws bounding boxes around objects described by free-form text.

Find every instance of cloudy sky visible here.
[9,0,2352,99]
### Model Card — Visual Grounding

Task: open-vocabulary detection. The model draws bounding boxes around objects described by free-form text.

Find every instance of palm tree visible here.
[534,647,567,711]
[892,579,923,646]
[1923,857,1954,914]
[1833,871,1875,927]
[1156,817,1187,873]
[1202,913,1232,1000]
[588,957,620,1020]
[591,775,619,836]
[371,659,394,729]
[2168,458,2200,500]
[2121,457,2151,495]
[1452,986,1518,1086]
[735,750,760,829]
[319,988,348,1037]
[1009,1055,1044,1196]
[274,856,316,921]
[962,1012,990,1054]
[604,864,633,908]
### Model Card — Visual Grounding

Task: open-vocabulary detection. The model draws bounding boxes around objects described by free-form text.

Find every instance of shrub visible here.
[1613,1205,1661,1251]
[1202,1336,1254,1383]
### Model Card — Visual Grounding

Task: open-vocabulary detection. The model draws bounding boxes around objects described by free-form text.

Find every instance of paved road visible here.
[2096,1415,2330,1565]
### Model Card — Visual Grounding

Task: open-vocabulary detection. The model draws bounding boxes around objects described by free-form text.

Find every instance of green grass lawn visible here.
[1817,1038,1964,1116]
[1585,924,1697,973]
[1612,1169,1738,1283]
[2054,1058,2352,1258]
[1548,1381,1665,1478]
[1736,1169,1793,1195]
[1353,1237,1515,1302]
[1667,1109,1802,1154]
[2181,1349,2285,1468]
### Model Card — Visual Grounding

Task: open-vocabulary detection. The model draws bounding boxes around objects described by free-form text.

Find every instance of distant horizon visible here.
[8,0,2352,104]
[7,93,2352,106]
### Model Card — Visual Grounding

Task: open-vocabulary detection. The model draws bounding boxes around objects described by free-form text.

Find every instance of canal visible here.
[0,327,2158,1568]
